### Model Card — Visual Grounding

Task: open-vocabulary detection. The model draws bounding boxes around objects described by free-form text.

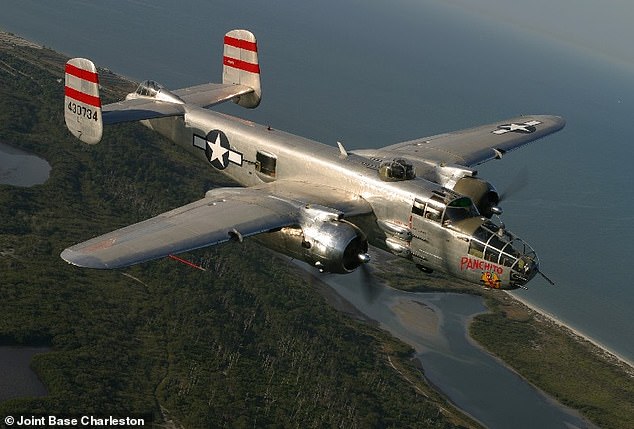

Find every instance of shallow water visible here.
[0,346,49,402]
[321,271,595,429]
[0,143,51,187]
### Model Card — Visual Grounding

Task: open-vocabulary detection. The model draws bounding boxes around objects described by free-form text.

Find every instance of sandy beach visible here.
[508,292,634,373]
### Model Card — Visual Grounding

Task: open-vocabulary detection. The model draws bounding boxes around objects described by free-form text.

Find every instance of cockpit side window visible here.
[412,199,425,217]
[425,205,442,222]
[412,199,443,223]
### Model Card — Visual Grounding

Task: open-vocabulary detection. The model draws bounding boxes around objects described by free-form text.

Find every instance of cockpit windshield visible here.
[135,80,163,97]
[443,197,479,224]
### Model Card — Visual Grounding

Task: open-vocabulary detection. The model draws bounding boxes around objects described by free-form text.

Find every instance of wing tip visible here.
[60,248,110,269]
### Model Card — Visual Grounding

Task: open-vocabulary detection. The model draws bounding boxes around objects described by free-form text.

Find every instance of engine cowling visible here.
[256,217,369,274]
[453,176,500,218]
[301,219,369,273]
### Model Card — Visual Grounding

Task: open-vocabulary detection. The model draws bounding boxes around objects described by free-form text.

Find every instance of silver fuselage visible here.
[145,105,537,289]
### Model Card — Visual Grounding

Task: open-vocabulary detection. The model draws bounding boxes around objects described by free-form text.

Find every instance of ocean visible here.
[1,0,632,365]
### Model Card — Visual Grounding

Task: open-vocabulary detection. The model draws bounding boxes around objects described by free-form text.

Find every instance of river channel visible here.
[320,268,596,429]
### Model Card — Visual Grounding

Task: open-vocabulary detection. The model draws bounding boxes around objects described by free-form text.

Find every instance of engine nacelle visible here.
[453,176,500,218]
[257,217,369,274]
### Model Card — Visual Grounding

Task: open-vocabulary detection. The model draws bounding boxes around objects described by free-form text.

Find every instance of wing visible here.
[61,187,299,269]
[373,115,565,167]
[61,182,372,269]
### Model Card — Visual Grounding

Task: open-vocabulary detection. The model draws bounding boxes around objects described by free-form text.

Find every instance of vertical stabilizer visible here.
[223,29,261,108]
[64,58,103,144]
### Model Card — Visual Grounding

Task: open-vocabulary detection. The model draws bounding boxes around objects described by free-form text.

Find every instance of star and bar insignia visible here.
[193,130,243,170]
[493,120,541,135]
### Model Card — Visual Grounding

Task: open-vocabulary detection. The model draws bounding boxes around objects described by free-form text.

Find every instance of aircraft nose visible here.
[510,254,539,288]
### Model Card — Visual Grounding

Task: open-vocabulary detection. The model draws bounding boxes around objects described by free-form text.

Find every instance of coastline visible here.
[508,292,634,373]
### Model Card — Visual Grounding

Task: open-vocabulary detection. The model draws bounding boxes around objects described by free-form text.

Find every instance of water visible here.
[323,271,595,429]
[0,347,49,401]
[0,143,51,187]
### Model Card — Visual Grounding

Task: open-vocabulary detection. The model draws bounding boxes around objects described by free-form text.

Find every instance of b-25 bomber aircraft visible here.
[61,29,565,290]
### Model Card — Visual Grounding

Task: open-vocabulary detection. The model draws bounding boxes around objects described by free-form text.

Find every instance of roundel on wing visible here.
[204,129,231,170]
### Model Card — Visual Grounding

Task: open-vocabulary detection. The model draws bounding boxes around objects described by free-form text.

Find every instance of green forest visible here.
[0,39,477,428]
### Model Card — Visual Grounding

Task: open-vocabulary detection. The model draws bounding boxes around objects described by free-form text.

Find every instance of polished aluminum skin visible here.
[61,30,565,289]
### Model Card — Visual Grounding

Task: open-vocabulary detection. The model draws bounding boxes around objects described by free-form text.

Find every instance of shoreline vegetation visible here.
[0,32,632,428]
[371,253,634,429]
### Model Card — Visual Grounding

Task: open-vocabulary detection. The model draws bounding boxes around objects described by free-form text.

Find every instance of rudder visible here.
[64,58,103,144]
[223,29,261,108]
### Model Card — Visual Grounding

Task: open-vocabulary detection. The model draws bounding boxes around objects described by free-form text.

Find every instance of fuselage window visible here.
[412,199,425,217]
[469,240,485,258]
[412,198,443,223]
[256,151,277,178]
[425,205,442,222]
[484,247,500,263]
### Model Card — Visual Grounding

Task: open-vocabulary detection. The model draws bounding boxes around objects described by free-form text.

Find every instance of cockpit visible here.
[443,196,480,224]
[410,192,539,288]
[135,80,163,97]
[412,194,479,226]
[468,221,539,286]
[131,80,184,104]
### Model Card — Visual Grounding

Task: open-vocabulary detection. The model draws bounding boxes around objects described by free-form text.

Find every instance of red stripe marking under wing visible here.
[65,86,101,108]
[223,56,260,74]
[224,36,258,52]
[65,63,99,83]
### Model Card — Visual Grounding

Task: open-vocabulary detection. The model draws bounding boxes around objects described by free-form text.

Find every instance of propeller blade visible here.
[499,166,529,202]
[359,263,383,303]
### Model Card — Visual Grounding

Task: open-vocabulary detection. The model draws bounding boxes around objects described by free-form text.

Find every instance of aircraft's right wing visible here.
[370,115,566,168]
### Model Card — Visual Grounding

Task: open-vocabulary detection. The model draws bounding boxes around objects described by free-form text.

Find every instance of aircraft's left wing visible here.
[61,182,373,269]
[370,115,565,167]
[61,187,300,269]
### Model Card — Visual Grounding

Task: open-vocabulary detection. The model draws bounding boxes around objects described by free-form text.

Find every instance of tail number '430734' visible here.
[67,101,98,121]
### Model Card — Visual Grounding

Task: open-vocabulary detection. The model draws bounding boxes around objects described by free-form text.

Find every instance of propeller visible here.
[358,252,383,303]
[490,166,530,225]
[498,166,529,204]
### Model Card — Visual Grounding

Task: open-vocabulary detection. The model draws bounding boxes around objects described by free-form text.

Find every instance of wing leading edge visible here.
[61,182,373,270]
[61,187,299,269]
[374,115,565,167]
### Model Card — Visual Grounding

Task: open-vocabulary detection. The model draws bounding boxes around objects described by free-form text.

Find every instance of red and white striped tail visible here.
[223,29,261,108]
[64,58,103,144]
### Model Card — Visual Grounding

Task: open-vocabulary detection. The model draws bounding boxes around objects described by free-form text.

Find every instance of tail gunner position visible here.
[61,30,565,289]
